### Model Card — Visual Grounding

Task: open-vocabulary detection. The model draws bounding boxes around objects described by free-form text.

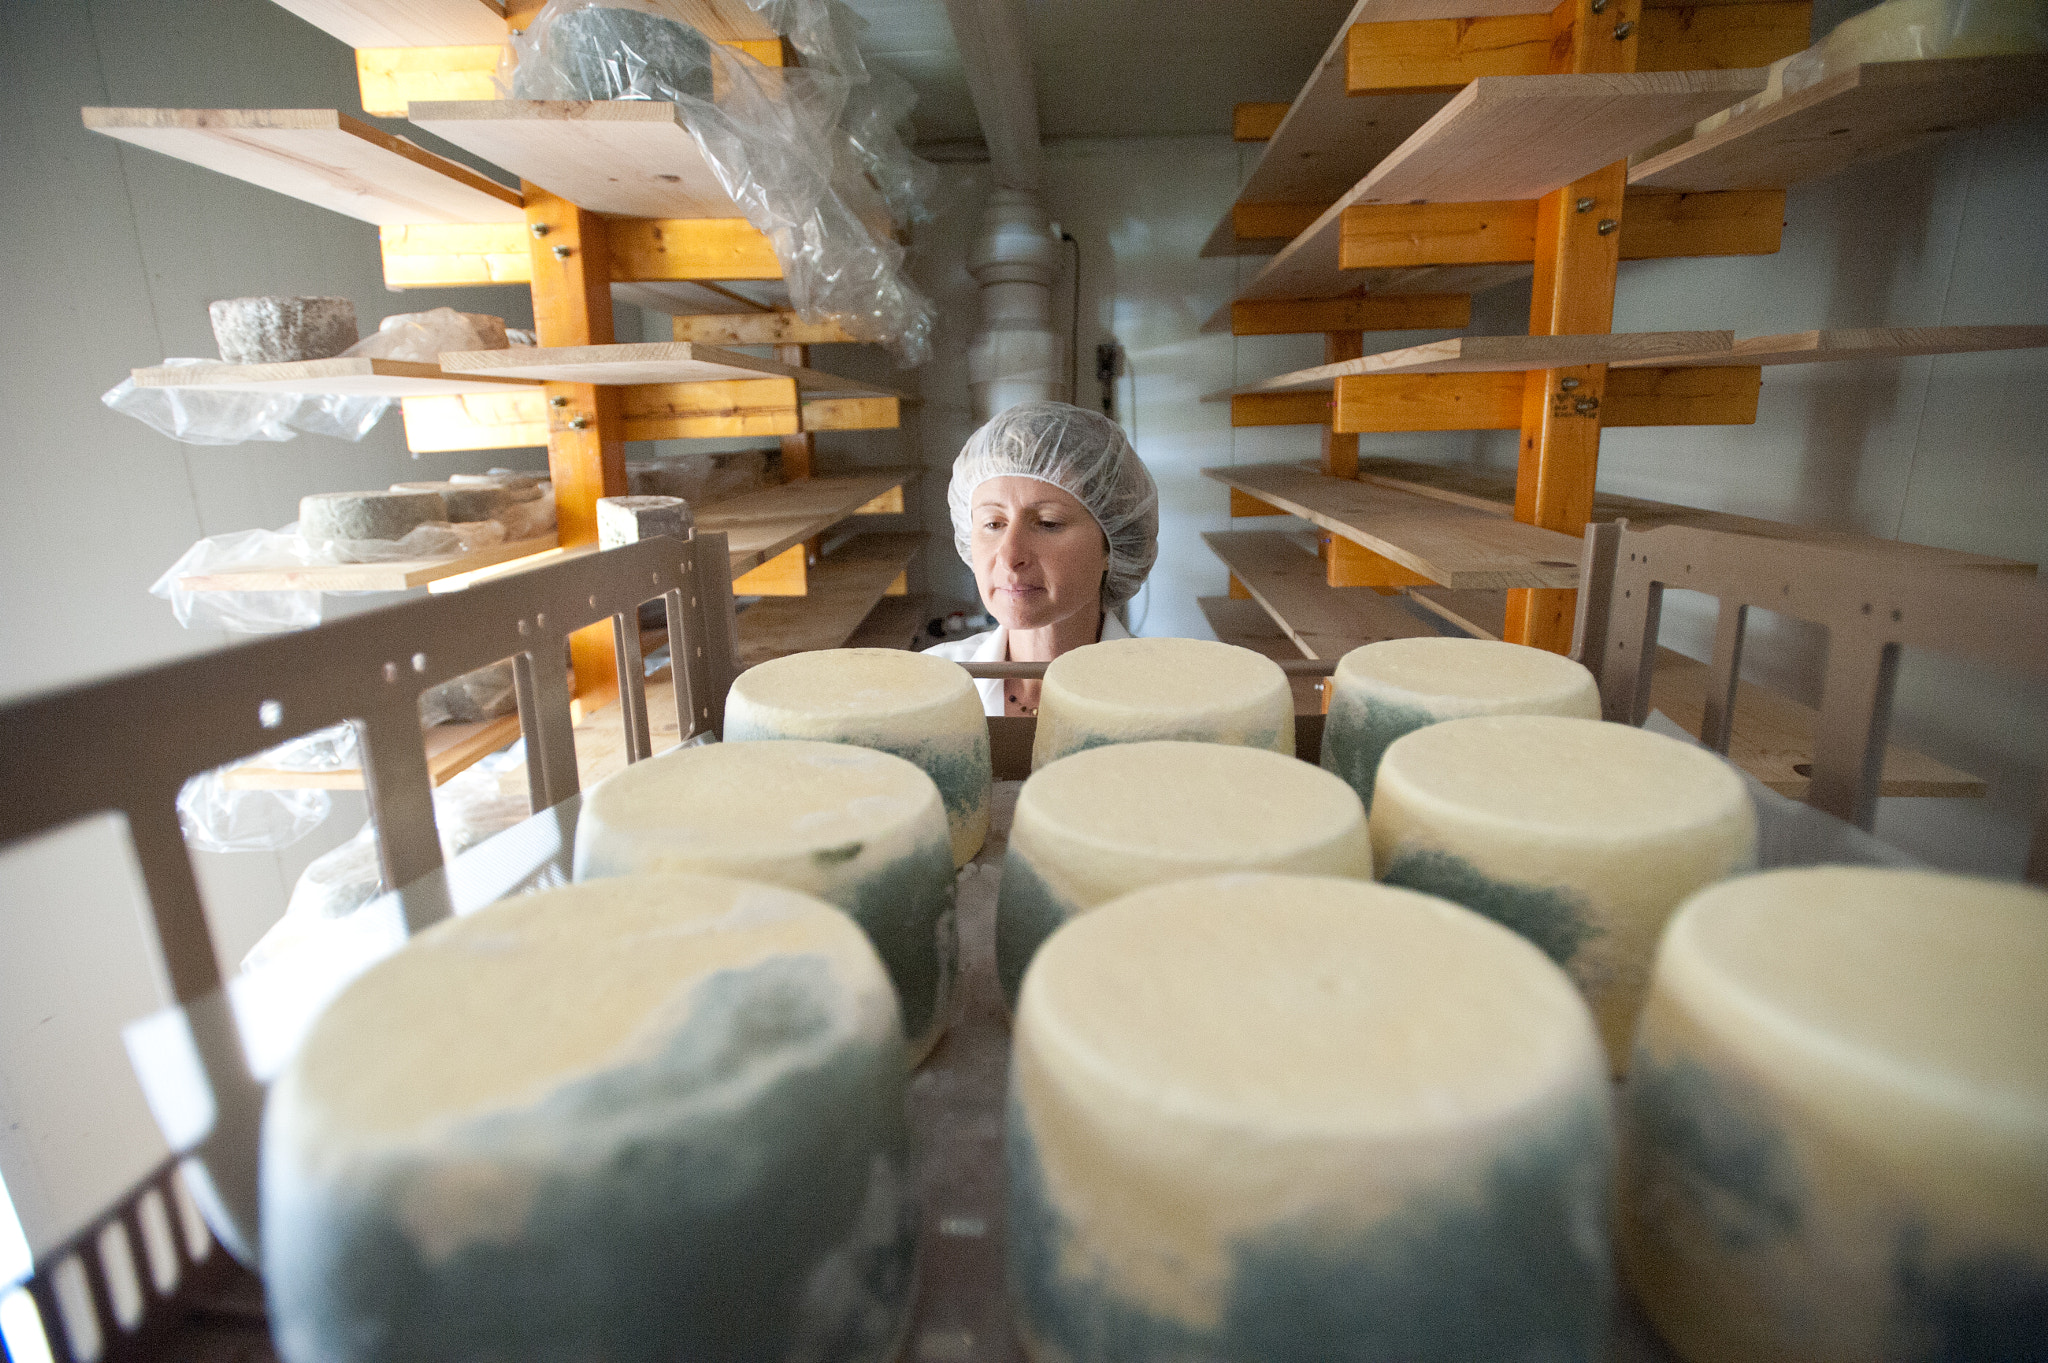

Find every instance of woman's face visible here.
[969,476,1108,632]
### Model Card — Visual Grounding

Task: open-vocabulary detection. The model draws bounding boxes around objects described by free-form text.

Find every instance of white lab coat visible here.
[921,613,1133,715]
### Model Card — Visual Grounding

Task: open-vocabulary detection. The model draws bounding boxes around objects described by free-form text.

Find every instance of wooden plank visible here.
[378,218,781,288]
[801,396,902,432]
[1610,326,2048,368]
[696,470,918,573]
[736,534,923,663]
[1240,69,1763,301]
[1234,202,1327,242]
[1230,391,1338,427]
[1197,595,1326,712]
[407,100,738,218]
[609,218,784,281]
[1233,102,1291,140]
[397,379,815,452]
[1255,365,1760,430]
[1635,2,1811,73]
[1345,13,1555,94]
[1205,531,1440,658]
[1601,364,1760,426]
[1326,535,1436,587]
[1338,188,1784,268]
[1630,55,2048,192]
[732,542,808,596]
[130,357,536,396]
[1231,488,1287,517]
[179,534,559,592]
[440,341,902,397]
[221,712,523,790]
[1203,463,1585,588]
[1334,371,1524,429]
[844,592,931,651]
[1230,294,1472,335]
[854,485,906,514]
[670,312,863,345]
[1407,586,1509,638]
[1237,332,1731,390]
[1616,187,1784,258]
[266,0,509,48]
[380,222,533,287]
[81,107,522,225]
[356,45,500,117]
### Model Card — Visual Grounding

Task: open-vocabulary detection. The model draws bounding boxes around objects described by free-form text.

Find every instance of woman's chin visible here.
[986,595,1068,633]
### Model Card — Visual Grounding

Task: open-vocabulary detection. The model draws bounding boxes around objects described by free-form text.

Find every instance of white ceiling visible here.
[841,0,1361,147]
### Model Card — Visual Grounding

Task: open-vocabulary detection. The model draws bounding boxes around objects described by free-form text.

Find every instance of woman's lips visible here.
[997,584,1044,597]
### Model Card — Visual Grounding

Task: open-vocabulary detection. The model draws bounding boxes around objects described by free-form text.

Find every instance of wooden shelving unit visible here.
[736,533,923,665]
[222,712,523,790]
[130,356,539,396]
[1205,531,1438,657]
[178,533,561,593]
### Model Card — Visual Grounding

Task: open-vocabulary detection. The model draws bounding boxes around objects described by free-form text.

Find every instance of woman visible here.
[924,401,1159,716]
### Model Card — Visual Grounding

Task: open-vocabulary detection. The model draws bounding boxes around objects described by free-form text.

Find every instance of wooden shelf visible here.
[82,107,523,225]
[1223,331,1732,396]
[697,470,919,576]
[179,534,560,592]
[1242,69,1765,301]
[1206,530,1441,658]
[843,592,932,652]
[1197,595,1332,713]
[131,357,538,396]
[736,534,922,665]
[269,0,777,48]
[221,712,522,790]
[1609,326,2048,369]
[1207,462,1585,588]
[1353,457,2037,574]
[439,341,903,398]
[1630,54,2048,192]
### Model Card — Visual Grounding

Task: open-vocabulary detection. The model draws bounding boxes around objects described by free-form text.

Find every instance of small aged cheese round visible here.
[572,740,958,1058]
[1321,637,1600,806]
[1008,874,1613,1360]
[1370,714,1756,1073]
[996,740,1370,1002]
[1030,636,1293,770]
[299,489,446,543]
[262,873,917,1363]
[725,648,993,867]
[392,480,540,521]
[209,295,357,364]
[1621,866,2048,1363]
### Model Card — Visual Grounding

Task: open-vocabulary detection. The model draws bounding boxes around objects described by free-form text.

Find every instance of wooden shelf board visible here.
[1228,331,1733,395]
[1205,531,1442,659]
[1354,457,2037,574]
[221,711,523,791]
[1206,462,1585,588]
[1406,585,1511,638]
[697,470,919,573]
[81,107,523,225]
[406,100,739,219]
[844,592,933,652]
[1197,595,1330,713]
[1241,69,1764,301]
[1629,54,2048,192]
[736,534,923,665]
[439,341,903,397]
[179,534,560,592]
[132,356,538,396]
[1610,325,2048,368]
[271,0,776,47]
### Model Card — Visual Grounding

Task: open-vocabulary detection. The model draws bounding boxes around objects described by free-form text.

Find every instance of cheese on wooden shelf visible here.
[1008,875,1613,1359]
[1370,715,1756,1073]
[1321,637,1602,807]
[724,647,993,867]
[572,741,957,1057]
[1030,636,1294,770]
[997,740,1371,1003]
[1621,866,2048,1363]
[262,873,916,1363]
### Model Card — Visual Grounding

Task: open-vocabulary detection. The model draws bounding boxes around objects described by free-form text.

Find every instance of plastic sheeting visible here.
[505,0,937,363]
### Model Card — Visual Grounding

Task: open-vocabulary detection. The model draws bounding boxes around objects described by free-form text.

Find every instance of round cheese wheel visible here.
[262,873,916,1363]
[724,648,993,867]
[1620,866,2048,1363]
[1008,874,1613,1359]
[1321,637,1600,807]
[1370,715,1756,1074]
[1030,637,1293,770]
[996,741,1370,1003]
[572,740,957,1058]
[299,489,445,542]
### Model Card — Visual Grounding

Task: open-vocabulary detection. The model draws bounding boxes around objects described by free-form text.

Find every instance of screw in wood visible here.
[552,244,573,259]
[1575,397,1600,414]
[530,223,550,238]
[569,416,591,430]
[549,395,569,408]
[1598,218,1619,234]
[1613,19,1635,38]
[1590,0,1608,11]
[1560,377,1582,391]
[1576,197,1595,212]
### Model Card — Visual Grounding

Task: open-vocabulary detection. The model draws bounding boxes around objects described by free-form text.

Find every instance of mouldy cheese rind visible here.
[1319,637,1600,808]
[1030,636,1294,770]
[299,489,447,543]
[724,648,993,867]
[1006,874,1613,1360]
[261,873,916,1363]
[994,741,1371,1005]
[1620,866,2048,1363]
[571,740,959,1059]
[1370,714,1756,1075]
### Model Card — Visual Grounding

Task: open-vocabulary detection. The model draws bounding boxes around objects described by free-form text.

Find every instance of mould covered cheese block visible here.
[1008,874,1614,1360]
[573,741,958,1058]
[1321,637,1600,807]
[262,873,917,1363]
[996,740,1370,1004]
[1621,866,2048,1363]
[209,295,357,364]
[298,489,446,542]
[1030,636,1294,770]
[392,479,540,522]
[1371,715,1755,1073]
[725,648,993,867]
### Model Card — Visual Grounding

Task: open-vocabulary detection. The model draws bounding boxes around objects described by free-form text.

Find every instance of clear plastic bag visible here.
[504,0,936,364]
[344,307,510,361]
[177,769,332,855]
[102,358,390,446]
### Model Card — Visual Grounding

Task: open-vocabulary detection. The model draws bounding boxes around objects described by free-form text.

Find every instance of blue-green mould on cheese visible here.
[1622,1051,1804,1255]
[1320,692,1436,807]
[724,724,993,865]
[1381,846,1602,968]
[826,832,959,1046]
[995,852,1071,1007]
[1039,722,1288,767]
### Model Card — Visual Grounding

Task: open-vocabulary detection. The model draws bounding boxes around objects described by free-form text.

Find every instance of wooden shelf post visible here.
[1321,329,1363,478]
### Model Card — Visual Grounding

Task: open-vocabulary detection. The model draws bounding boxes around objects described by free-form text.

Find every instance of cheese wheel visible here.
[572,741,957,1057]
[1370,715,1756,1073]
[1030,636,1293,770]
[1321,637,1600,807]
[1008,874,1613,1360]
[1620,867,2048,1363]
[724,648,993,867]
[262,873,916,1363]
[996,741,1370,1003]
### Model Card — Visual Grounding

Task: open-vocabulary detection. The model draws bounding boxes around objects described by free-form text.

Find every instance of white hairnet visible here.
[948,400,1159,609]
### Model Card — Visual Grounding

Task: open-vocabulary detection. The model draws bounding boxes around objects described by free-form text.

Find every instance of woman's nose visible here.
[998,522,1031,565]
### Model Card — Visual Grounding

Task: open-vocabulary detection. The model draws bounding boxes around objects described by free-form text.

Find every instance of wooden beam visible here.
[732,543,808,596]
[1334,371,1525,430]
[1230,391,1336,427]
[380,217,780,289]
[855,485,907,514]
[1322,330,1365,478]
[356,45,500,118]
[800,396,901,432]
[1231,488,1287,517]
[1617,187,1784,258]
[1205,531,1439,658]
[1233,102,1291,140]
[1338,188,1784,269]
[1634,1,1811,73]
[1344,13,1556,95]
[1602,365,1761,426]
[1326,535,1436,588]
[1233,202,1327,243]
[625,378,803,439]
[671,312,862,345]
[1611,325,2048,368]
[1230,294,1473,335]
[1269,365,1760,431]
